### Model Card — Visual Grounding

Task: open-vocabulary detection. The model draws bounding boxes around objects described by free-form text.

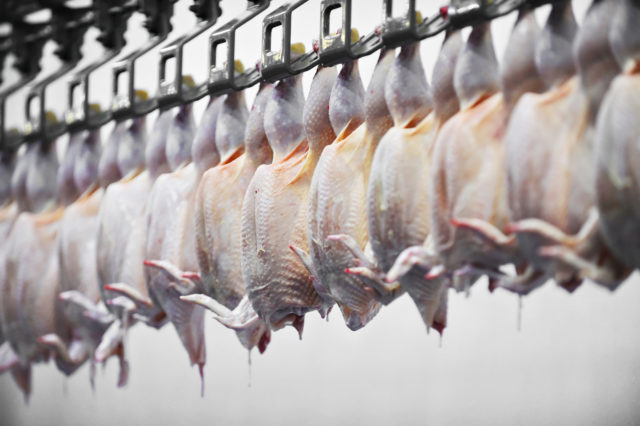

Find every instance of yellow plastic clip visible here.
[234,60,245,74]
[44,110,57,124]
[134,89,149,101]
[291,42,306,55]
[351,28,360,43]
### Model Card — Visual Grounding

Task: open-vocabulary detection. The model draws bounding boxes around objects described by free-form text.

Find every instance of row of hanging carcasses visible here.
[0,0,639,401]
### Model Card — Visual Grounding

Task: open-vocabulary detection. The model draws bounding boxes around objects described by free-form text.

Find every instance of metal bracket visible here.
[318,0,383,67]
[157,0,221,108]
[0,19,50,151]
[0,0,42,24]
[445,0,532,29]
[0,35,11,87]
[111,0,175,119]
[260,0,318,82]
[66,1,135,131]
[18,4,93,145]
[381,0,449,48]
[208,0,270,95]
[66,50,121,131]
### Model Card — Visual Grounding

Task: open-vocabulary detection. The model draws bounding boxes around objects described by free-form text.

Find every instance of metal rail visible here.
[0,0,561,151]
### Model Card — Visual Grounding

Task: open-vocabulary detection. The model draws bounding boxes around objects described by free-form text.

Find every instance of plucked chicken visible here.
[57,131,84,206]
[2,130,64,399]
[300,53,389,330]
[96,109,171,326]
[40,125,115,386]
[95,101,170,384]
[595,0,640,271]
[142,97,212,382]
[384,9,547,301]
[357,34,463,334]
[0,149,22,365]
[180,83,272,353]
[492,0,628,294]
[240,52,336,336]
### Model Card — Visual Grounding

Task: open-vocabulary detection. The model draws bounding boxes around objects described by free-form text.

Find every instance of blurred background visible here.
[1,0,640,425]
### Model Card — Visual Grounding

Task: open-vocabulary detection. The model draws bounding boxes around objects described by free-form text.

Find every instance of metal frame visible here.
[18,4,94,145]
[207,0,270,95]
[157,0,221,108]
[0,19,50,151]
[110,0,175,120]
[260,0,318,82]
[0,0,567,151]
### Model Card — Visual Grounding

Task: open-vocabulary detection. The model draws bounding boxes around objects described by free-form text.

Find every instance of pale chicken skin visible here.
[4,210,62,363]
[39,128,116,382]
[0,151,19,348]
[305,56,387,330]
[94,113,170,386]
[96,112,169,325]
[428,22,516,291]
[242,68,336,335]
[144,102,210,375]
[362,38,461,333]
[0,149,27,385]
[1,138,63,399]
[386,11,548,302]
[188,86,272,352]
[501,0,629,293]
[595,0,640,271]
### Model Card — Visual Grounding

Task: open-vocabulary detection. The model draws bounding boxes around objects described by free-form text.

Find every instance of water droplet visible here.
[247,350,252,388]
[517,295,523,332]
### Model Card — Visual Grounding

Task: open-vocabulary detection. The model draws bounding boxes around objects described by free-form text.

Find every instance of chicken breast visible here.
[385,9,548,306]
[363,34,464,333]
[595,0,640,271]
[181,86,272,352]
[500,0,628,294]
[304,54,388,330]
[95,112,169,385]
[39,128,115,385]
[143,101,210,380]
[0,149,23,377]
[241,63,336,335]
[2,137,62,400]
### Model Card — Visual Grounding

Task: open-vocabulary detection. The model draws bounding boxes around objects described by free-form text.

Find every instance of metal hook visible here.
[208,0,270,95]
[0,35,11,87]
[66,1,135,131]
[19,4,93,145]
[381,0,448,48]
[157,0,222,108]
[0,19,50,152]
[260,0,319,82]
[445,0,532,29]
[111,0,175,120]
[318,0,383,67]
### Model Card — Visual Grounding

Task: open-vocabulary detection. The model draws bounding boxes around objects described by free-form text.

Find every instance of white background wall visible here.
[2,1,640,425]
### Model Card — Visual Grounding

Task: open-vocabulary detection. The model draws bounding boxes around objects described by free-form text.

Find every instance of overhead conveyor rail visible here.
[0,0,558,151]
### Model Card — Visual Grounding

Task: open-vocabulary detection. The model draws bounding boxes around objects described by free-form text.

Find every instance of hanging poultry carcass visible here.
[295,50,391,331]
[594,0,640,272]
[138,76,230,388]
[475,0,629,294]
[57,131,83,206]
[233,47,337,336]
[38,117,118,387]
[1,124,67,400]
[0,147,27,380]
[384,7,547,299]
[179,82,273,353]
[0,149,18,346]
[94,91,174,385]
[337,31,464,335]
